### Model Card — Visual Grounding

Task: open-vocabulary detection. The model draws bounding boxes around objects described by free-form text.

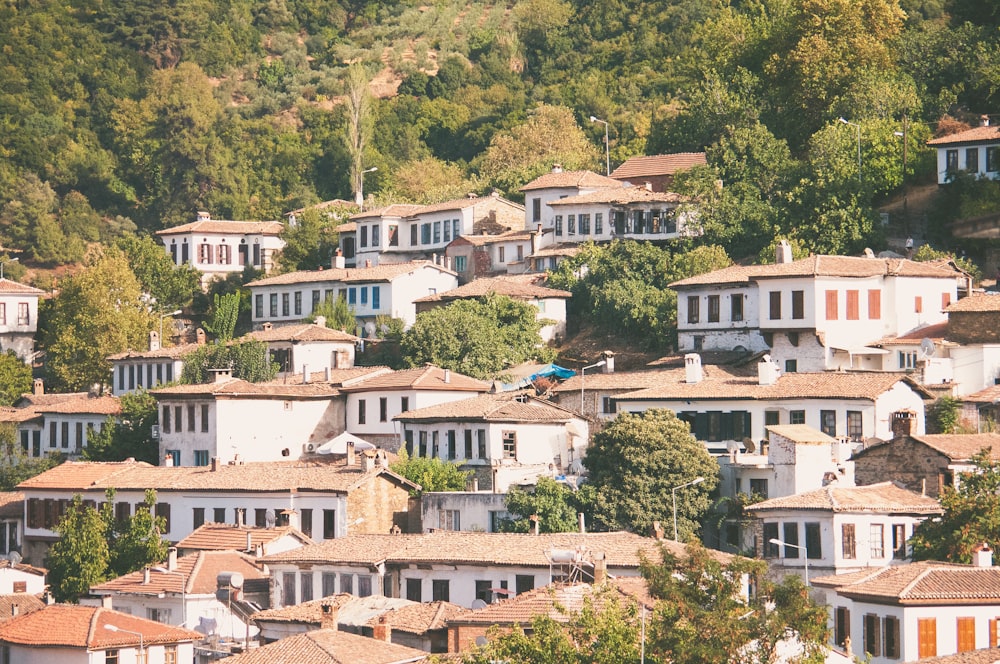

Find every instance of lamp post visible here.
[159,309,182,345]
[0,256,18,280]
[590,116,611,176]
[769,538,809,585]
[104,624,144,659]
[579,360,606,418]
[671,476,705,541]
[838,117,862,182]
[895,118,909,232]
[151,566,187,627]
[356,166,377,210]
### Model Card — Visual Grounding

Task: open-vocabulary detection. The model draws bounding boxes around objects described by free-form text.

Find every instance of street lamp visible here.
[151,566,187,627]
[769,538,809,585]
[104,624,144,659]
[590,116,611,176]
[0,256,18,280]
[671,476,705,541]
[579,360,606,418]
[838,117,862,182]
[895,119,909,231]
[159,310,183,345]
[356,166,378,210]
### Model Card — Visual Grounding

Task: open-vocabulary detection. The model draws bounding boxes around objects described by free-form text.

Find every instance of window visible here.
[842,523,857,559]
[475,580,494,604]
[358,399,366,425]
[781,522,799,557]
[846,290,859,320]
[194,450,209,466]
[946,149,959,173]
[421,223,431,244]
[498,246,505,263]
[187,405,195,432]
[454,256,466,272]
[825,290,838,320]
[360,287,368,306]
[269,293,278,317]
[439,510,460,531]
[294,291,302,315]
[863,613,881,657]
[453,219,460,239]
[164,646,177,664]
[300,509,312,537]
[835,606,851,649]
[870,524,885,558]
[447,430,456,459]
[418,431,427,457]
[868,289,881,319]
[555,215,563,235]
[764,411,779,427]
[991,617,1000,648]
[322,572,336,597]
[784,359,797,373]
[899,351,917,369]
[255,294,263,318]
[532,198,541,222]
[602,396,616,414]
[433,221,441,243]
[989,146,1000,172]
[502,431,516,459]
[214,507,226,523]
[371,224,380,247]
[579,214,590,234]
[958,617,976,653]
[406,578,421,602]
[687,296,700,324]
[730,294,744,321]
[155,503,171,533]
[199,243,213,264]
[967,147,979,172]
[820,410,836,437]
[357,575,372,597]
[477,429,486,458]
[361,226,369,247]
[763,523,779,557]
[300,572,314,602]
[595,213,603,234]
[0,303,5,326]
[61,421,69,447]
[892,524,906,559]
[193,507,205,529]
[790,410,805,424]
[805,522,822,559]
[201,404,209,432]
[918,618,937,658]
[884,615,901,659]
[379,397,387,422]
[388,225,398,246]
[348,288,356,305]
[915,296,922,313]
[105,650,119,664]
[432,579,450,601]
[847,411,863,441]
[707,295,720,323]
[792,290,804,319]
[410,224,419,246]
[323,509,336,539]
[769,291,781,319]
[340,573,353,595]
[371,286,380,310]
[567,214,576,235]
[147,607,172,623]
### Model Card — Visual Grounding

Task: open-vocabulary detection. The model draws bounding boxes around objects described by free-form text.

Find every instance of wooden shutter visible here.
[942,292,952,309]
[826,290,838,320]
[990,618,999,647]
[156,503,171,534]
[918,618,937,658]
[957,617,976,652]
[868,289,881,319]
[846,290,860,320]
[915,296,923,313]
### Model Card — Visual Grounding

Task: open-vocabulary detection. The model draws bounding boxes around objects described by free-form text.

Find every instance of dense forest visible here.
[2,0,1000,267]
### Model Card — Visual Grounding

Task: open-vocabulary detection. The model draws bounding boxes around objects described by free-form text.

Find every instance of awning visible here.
[316,431,376,454]
[830,345,890,355]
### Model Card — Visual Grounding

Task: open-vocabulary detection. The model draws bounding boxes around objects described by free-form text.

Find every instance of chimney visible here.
[211,367,233,383]
[197,211,211,221]
[552,164,563,173]
[149,330,160,352]
[334,248,346,269]
[101,595,113,609]
[196,328,206,345]
[982,114,991,127]
[314,316,326,329]
[164,453,174,467]
[758,355,779,386]
[261,321,273,332]
[443,369,451,384]
[325,367,332,382]
[644,181,652,191]
[651,521,664,540]
[167,547,178,572]
[346,441,356,467]
[365,259,372,268]
[286,509,301,531]
[890,410,917,439]
[592,552,607,585]
[372,615,392,642]
[684,353,703,384]
[577,512,586,533]
[775,239,793,264]
[246,531,253,552]
[472,477,479,492]
[361,450,376,472]
[211,456,220,472]
[33,379,43,396]
[143,568,150,584]
[530,514,540,535]
[602,350,615,373]
[302,365,309,384]
[10,604,17,617]
[320,602,339,630]
[975,542,994,567]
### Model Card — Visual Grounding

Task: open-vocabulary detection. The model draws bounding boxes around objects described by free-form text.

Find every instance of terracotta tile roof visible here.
[452,230,532,247]
[263,535,420,566]
[547,187,686,206]
[33,394,121,416]
[551,369,676,393]
[0,562,46,577]
[0,278,43,295]
[873,321,952,347]
[91,550,266,595]
[610,153,707,179]
[395,393,577,423]
[613,367,919,402]
[253,594,415,629]
[269,367,394,388]
[962,385,1000,404]
[176,523,314,553]
[336,222,357,233]
[766,424,837,445]
[155,219,284,236]
[0,594,44,622]
[907,434,1000,461]
[447,578,655,626]
[946,294,1000,312]
[241,323,358,343]
[252,594,351,624]
[520,170,625,192]
[927,125,1000,146]
[350,204,424,221]
[529,243,582,258]
[364,601,464,634]
[0,492,23,520]
[906,648,1000,664]
[405,195,522,217]
[339,365,490,393]
[17,458,419,494]
[245,261,454,287]
[670,255,964,288]
[0,604,201,648]
[222,627,428,663]
[414,277,569,304]
[812,561,1000,605]
[151,376,342,398]
[107,341,202,361]
[15,392,88,407]
[745,482,943,514]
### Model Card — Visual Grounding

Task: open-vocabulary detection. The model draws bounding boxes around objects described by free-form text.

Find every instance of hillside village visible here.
[3,137,1000,663]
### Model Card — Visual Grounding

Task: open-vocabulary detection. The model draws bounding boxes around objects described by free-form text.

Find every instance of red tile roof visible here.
[0,278,43,295]
[218,627,427,663]
[745,481,943,514]
[520,170,625,192]
[241,324,358,343]
[414,277,568,304]
[0,604,200,648]
[874,321,952,347]
[404,195,522,217]
[0,493,22,520]
[529,243,582,258]
[365,601,464,634]
[350,204,423,221]
[156,219,283,236]
[0,393,121,422]
[91,550,266,595]
[339,365,490,393]
[812,561,1000,605]
[907,648,1000,664]
[451,230,532,247]
[927,125,1000,146]
[946,294,1000,312]
[906,434,1000,461]
[107,341,202,361]
[395,393,578,424]
[0,594,44,623]
[151,376,342,398]
[176,523,313,553]
[610,153,707,179]
[547,187,686,206]
[244,261,454,287]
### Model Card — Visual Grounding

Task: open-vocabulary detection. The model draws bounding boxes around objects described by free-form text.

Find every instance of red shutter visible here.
[826,290,838,320]
[868,289,881,319]
[846,290,859,320]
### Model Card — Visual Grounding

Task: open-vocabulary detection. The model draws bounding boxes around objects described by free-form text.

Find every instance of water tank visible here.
[217,571,244,589]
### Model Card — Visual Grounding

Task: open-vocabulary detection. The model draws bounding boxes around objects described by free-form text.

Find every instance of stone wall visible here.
[948,311,1000,345]
[346,474,413,534]
[853,437,951,497]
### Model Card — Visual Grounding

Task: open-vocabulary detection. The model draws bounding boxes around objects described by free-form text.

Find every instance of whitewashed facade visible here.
[0,278,42,362]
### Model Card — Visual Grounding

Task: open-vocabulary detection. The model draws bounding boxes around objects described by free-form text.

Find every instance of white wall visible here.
[420,492,508,533]
[0,567,44,594]
[348,389,487,437]
[8,642,194,664]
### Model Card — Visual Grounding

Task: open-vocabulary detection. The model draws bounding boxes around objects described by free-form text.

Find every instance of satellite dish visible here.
[7,551,21,565]
[264,509,276,528]
[475,635,488,646]
[472,600,488,610]
[743,438,756,454]
[919,338,936,358]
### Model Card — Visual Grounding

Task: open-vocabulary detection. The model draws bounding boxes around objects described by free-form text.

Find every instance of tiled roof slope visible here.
[242,324,358,343]
[263,535,421,566]
[610,153,707,179]
[338,365,489,393]
[0,493,23,520]
[766,424,836,444]
[365,601,464,634]
[107,341,202,360]
[528,243,581,258]
[252,594,419,629]
[245,261,453,288]
[946,294,1000,312]
[351,204,423,221]
[151,376,341,398]
[406,195,522,217]
[552,369,678,393]
[218,627,428,664]
[745,481,943,514]
[888,433,1000,461]
[176,523,313,552]
[927,125,1000,145]
[547,188,686,206]
[671,255,963,288]
[453,230,532,247]
[0,594,44,622]
[395,393,576,423]
[18,458,418,494]
[0,604,200,647]
[812,561,1000,605]
[156,219,283,235]
[0,278,43,294]
[906,648,1000,664]
[519,170,625,192]
[91,550,266,595]
[874,321,952,347]
[413,277,570,303]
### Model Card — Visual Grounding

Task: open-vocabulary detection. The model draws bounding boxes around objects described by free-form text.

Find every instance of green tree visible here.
[910,449,1000,563]
[41,248,156,392]
[46,495,112,603]
[925,395,963,434]
[203,292,241,342]
[389,448,470,495]
[181,340,278,384]
[0,351,32,406]
[500,477,582,533]
[115,235,201,311]
[345,63,375,206]
[84,390,160,464]
[306,296,357,333]
[276,208,346,272]
[108,488,169,577]
[581,409,719,536]
[0,424,63,491]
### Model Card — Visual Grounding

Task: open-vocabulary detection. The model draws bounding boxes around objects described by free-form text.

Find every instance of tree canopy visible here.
[389,448,470,495]
[83,390,160,464]
[500,477,584,533]
[0,351,32,407]
[180,340,279,384]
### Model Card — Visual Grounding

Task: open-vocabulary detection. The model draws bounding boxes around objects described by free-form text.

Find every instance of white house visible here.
[244,259,458,334]
[0,560,46,595]
[744,482,943,582]
[395,393,588,492]
[519,167,625,233]
[0,604,201,664]
[0,278,42,363]
[546,186,695,244]
[340,365,490,450]
[669,248,966,372]
[419,491,508,534]
[444,229,535,281]
[17,456,418,564]
[812,548,1000,662]
[107,331,202,396]
[156,211,285,286]
[240,321,358,375]
[927,116,1000,185]
[1,384,120,459]
[175,522,313,557]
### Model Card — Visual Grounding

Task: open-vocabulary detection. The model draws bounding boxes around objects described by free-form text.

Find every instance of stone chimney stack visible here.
[211,367,233,383]
[360,450,376,472]
[775,239,793,264]
[33,379,43,396]
[684,353,703,384]
[890,410,917,439]
[974,542,994,567]
[167,547,178,572]
[149,331,160,352]
[211,457,220,472]
[320,602,339,629]
[758,355,779,386]
[552,164,563,173]
[285,509,301,531]
[346,441,356,467]
[334,248,346,269]
[577,512,586,533]
[592,552,607,584]
[443,368,451,384]
[314,316,326,328]
[372,615,392,642]
[164,453,174,467]
[197,211,211,221]
[602,350,615,374]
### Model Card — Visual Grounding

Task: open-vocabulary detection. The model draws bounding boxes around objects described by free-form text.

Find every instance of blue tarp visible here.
[497,364,576,391]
